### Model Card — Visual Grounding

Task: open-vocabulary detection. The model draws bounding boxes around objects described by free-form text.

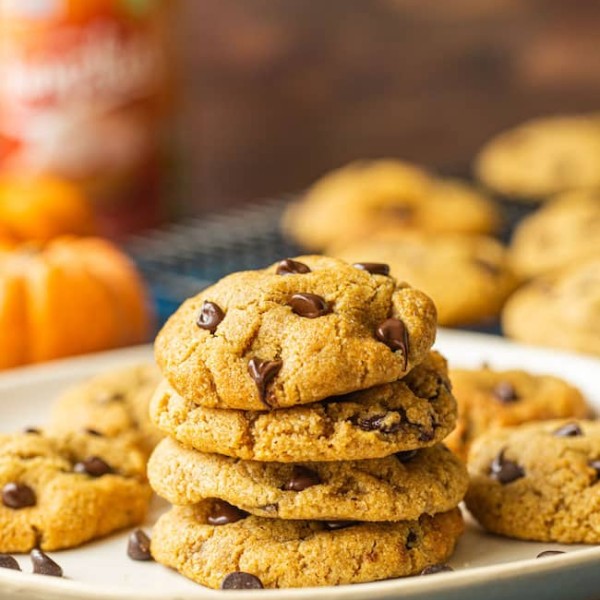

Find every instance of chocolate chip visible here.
[2,483,36,509]
[73,456,113,477]
[353,263,390,276]
[197,301,225,334]
[247,358,282,405]
[536,550,565,559]
[490,449,525,484]
[221,572,264,589]
[588,460,600,479]
[405,531,418,549]
[127,529,153,561]
[276,259,311,275]
[553,423,583,437]
[324,521,358,530]
[421,563,453,575]
[492,381,519,403]
[396,450,418,463]
[283,466,321,491]
[23,427,41,435]
[31,549,63,577]
[85,428,103,437]
[375,318,409,370]
[418,428,435,442]
[207,500,248,526]
[356,414,401,434]
[0,555,20,571]
[289,293,330,318]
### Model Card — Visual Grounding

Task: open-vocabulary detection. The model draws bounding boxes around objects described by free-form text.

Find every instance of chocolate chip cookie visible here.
[334,232,517,327]
[155,255,437,411]
[150,351,456,461]
[48,363,162,456]
[510,189,600,279]
[466,420,600,543]
[283,159,499,251]
[502,258,600,356]
[475,113,600,199]
[151,502,464,588]
[445,367,591,460]
[0,430,151,552]
[148,439,468,522]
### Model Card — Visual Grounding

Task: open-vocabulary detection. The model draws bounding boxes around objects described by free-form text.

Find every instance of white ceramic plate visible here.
[1,331,599,600]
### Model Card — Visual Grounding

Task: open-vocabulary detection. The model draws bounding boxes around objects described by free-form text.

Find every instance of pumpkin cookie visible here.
[283,159,499,251]
[48,363,162,457]
[150,351,456,462]
[475,113,600,199]
[155,255,437,411]
[0,430,151,552]
[502,258,600,356]
[510,189,600,279]
[466,420,600,543]
[151,502,464,589]
[148,439,468,522]
[334,232,516,327]
[445,367,590,460]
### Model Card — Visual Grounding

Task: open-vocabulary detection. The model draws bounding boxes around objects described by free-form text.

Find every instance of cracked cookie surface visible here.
[151,502,464,589]
[446,367,590,460]
[48,363,162,457]
[466,420,600,543]
[0,431,151,552]
[148,440,468,522]
[155,255,437,410]
[150,351,456,461]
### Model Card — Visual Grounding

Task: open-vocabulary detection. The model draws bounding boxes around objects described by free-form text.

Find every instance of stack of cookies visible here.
[147,256,468,589]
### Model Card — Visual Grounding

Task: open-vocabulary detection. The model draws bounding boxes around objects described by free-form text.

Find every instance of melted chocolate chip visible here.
[24,427,41,435]
[405,531,418,549]
[375,318,409,370]
[289,293,330,318]
[356,414,402,434]
[553,423,583,437]
[536,550,565,559]
[418,428,435,442]
[85,428,103,437]
[276,259,311,275]
[353,263,390,276]
[127,529,153,561]
[247,358,282,405]
[324,521,358,530]
[197,301,225,334]
[421,563,453,575]
[396,450,418,463]
[490,449,525,484]
[588,460,600,479]
[0,555,20,571]
[492,381,519,403]
[283,466,322,491]
[73,456,113,478]
[2,483,36,509]
[221,572,264,589]
[207,500,248,526]
[31,549,63,577]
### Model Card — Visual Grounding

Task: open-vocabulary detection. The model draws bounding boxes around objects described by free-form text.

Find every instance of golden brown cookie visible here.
[510,189,600,279]
[445,367,590,460]
[0,430,151,552]
[148,439,468,522]
[151,502,464,589]
[502,258,600,356]
[282,159,500,251]
[334,232,517,326]
[155,255,437,411]
[466,420,600,543]
[475,114,600,199]
[150,351,457,462]
[48,363,162,457]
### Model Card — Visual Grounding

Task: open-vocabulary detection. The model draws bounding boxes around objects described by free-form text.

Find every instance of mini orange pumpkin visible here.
[0,236,153,369]
[0,175,96,244]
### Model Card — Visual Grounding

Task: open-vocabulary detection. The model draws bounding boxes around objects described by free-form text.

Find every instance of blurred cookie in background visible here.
[283,159,500,252]
[475,113,600,200]
[510,189,600,279]
[445,366,591,460]
[502,258,600,356]
[333,232,516,327]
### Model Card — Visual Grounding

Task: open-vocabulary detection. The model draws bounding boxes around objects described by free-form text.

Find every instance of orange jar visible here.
[0,0,171,237]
